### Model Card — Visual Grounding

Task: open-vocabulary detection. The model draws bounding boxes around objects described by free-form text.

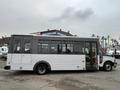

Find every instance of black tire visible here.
[36,64,47,75]
[103,62,112,71]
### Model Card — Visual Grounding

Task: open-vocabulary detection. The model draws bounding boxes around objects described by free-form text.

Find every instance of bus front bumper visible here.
[4,66,10,70]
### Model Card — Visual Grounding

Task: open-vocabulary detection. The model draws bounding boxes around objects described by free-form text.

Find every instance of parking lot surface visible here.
[0,58,120,90]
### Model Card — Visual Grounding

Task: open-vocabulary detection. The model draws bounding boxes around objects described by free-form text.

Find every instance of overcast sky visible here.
[0,0,120,39]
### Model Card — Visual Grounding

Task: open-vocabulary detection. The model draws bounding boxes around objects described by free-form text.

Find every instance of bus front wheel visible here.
[103,62,112,71]
[36,64,47,75]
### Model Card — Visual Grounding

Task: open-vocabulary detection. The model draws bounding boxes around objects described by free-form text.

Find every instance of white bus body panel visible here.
[32,54,86,70]
[8,54,86,71]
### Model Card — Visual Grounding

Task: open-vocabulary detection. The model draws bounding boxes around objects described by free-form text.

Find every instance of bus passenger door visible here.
[85,42,98,70]
[21,37,32,65]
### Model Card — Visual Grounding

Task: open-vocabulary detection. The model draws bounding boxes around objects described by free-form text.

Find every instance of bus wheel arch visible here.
[103,61,113,71]
[34,61,51,75]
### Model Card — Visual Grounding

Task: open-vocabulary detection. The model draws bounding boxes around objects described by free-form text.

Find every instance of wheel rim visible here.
[37,65,46,74]
[105,64,111,71]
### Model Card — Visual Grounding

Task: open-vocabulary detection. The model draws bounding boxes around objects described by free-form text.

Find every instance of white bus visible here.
[4,35,117,75]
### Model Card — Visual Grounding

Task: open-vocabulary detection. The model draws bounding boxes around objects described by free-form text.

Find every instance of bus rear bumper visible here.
[4,66,10,70]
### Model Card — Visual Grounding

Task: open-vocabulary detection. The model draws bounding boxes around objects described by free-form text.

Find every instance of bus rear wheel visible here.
[103,62,112,71]
[36,64,47,75]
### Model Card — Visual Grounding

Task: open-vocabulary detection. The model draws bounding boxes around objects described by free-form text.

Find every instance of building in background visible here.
[30,29,73,36]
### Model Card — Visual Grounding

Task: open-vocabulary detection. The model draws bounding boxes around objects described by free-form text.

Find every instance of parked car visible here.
[107,48,120,59]
[107,49,114,55]
[0,47,2,58]
[0,46,8,59]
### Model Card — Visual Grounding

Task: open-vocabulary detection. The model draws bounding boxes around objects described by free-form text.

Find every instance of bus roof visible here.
[11,34,99,42]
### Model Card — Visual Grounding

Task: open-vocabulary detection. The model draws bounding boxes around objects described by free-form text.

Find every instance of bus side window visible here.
[13,41,21,53]
[66,44,73,54]
[37,41,50,54]
[38,43,42,54]
[24,42,31,53]
[57,44,62,54]
[62,44,66,53]
[50,44,58,54]
[41,44,49,54]
[61,44,73,54]
[73,42,84,54]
